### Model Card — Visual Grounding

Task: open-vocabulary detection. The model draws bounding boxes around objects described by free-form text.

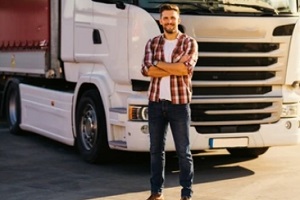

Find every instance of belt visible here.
[159,99,171,103]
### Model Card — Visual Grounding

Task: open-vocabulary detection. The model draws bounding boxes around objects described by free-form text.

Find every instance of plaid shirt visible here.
[141,32,198,104]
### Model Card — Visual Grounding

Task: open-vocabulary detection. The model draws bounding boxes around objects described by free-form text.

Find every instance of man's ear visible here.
[159,18,163,25]
[178,17,181,24]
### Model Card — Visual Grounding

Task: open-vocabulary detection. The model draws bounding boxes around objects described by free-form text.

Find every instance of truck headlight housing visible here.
[281,103,298,118]
[128,105,148,121]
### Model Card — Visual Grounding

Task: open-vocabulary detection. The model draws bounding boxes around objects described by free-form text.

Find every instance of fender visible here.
[72,70,114,140]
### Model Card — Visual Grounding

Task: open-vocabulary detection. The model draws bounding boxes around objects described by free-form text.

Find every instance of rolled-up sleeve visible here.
[141,39,153,77]
[185,38,198,76]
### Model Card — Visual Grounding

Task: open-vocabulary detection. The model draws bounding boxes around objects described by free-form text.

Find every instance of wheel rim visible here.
[8,90,17,125]
[80,104,98,150]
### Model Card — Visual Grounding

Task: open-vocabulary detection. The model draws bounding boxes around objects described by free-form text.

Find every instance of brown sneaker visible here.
[146,193,164,200]
[180,197,192,200]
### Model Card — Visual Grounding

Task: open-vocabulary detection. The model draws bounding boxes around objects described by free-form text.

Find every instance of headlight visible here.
[281,103,298,118]
[128,105,148,121]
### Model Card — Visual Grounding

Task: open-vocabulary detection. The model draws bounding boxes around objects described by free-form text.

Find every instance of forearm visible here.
[156,61,188,76]
[147,66,170,77]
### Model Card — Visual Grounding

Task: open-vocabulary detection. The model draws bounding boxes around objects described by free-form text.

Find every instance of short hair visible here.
[159,4,180,15]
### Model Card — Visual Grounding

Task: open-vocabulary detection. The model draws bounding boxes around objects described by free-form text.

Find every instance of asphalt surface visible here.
[2,120,300,200]
[0,121,153,200]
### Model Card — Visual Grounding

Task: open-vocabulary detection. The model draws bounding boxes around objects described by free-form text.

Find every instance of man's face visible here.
[159,10,180,34]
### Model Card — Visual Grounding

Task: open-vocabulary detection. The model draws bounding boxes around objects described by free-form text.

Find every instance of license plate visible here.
[209,137,248,148]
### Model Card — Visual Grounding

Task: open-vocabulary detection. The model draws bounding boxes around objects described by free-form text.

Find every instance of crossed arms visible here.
[141,35,198,78]
[147,55,190,78]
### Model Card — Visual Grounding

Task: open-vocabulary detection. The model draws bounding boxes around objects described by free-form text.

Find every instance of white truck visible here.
[1,0,300,163]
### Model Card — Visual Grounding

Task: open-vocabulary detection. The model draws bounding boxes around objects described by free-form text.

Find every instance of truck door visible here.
[92,1,129,82]
[74,0,93,62]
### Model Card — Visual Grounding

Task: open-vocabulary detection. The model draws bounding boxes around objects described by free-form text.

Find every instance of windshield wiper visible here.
[149,1,215,13]
[220,2,278,15]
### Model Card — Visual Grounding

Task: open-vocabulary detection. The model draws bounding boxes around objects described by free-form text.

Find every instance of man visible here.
[141,4,198,200]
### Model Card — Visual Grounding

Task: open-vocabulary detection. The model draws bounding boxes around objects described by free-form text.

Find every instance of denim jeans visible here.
[148,100,194,197]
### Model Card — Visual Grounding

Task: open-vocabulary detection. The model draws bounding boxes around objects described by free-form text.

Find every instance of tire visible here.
[227,147,269,158]
[5,81,22,135]
[75,89,111,163]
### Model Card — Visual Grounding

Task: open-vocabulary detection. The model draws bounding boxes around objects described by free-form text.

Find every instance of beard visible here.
[163,24,177,34]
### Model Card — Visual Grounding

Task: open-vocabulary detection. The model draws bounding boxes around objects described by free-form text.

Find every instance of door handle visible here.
[93,29,102,44]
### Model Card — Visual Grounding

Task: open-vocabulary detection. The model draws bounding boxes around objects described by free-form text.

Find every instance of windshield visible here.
[136,0,298,15]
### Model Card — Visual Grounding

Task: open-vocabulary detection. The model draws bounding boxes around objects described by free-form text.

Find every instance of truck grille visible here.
[197,57,277,66]
[193,86,271,95]
[191,42,284,134]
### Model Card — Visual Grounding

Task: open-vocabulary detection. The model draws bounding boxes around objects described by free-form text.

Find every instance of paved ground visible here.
[1,120,300,200]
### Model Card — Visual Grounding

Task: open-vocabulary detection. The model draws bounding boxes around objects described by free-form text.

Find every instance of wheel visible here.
[227,147,269,158]
[5,81,22,135]
[76,89,111,163]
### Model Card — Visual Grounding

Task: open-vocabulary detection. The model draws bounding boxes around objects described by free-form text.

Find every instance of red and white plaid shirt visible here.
[141,32,198,104]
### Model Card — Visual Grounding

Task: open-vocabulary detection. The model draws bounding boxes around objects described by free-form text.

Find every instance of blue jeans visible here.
[148,100,194,197]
